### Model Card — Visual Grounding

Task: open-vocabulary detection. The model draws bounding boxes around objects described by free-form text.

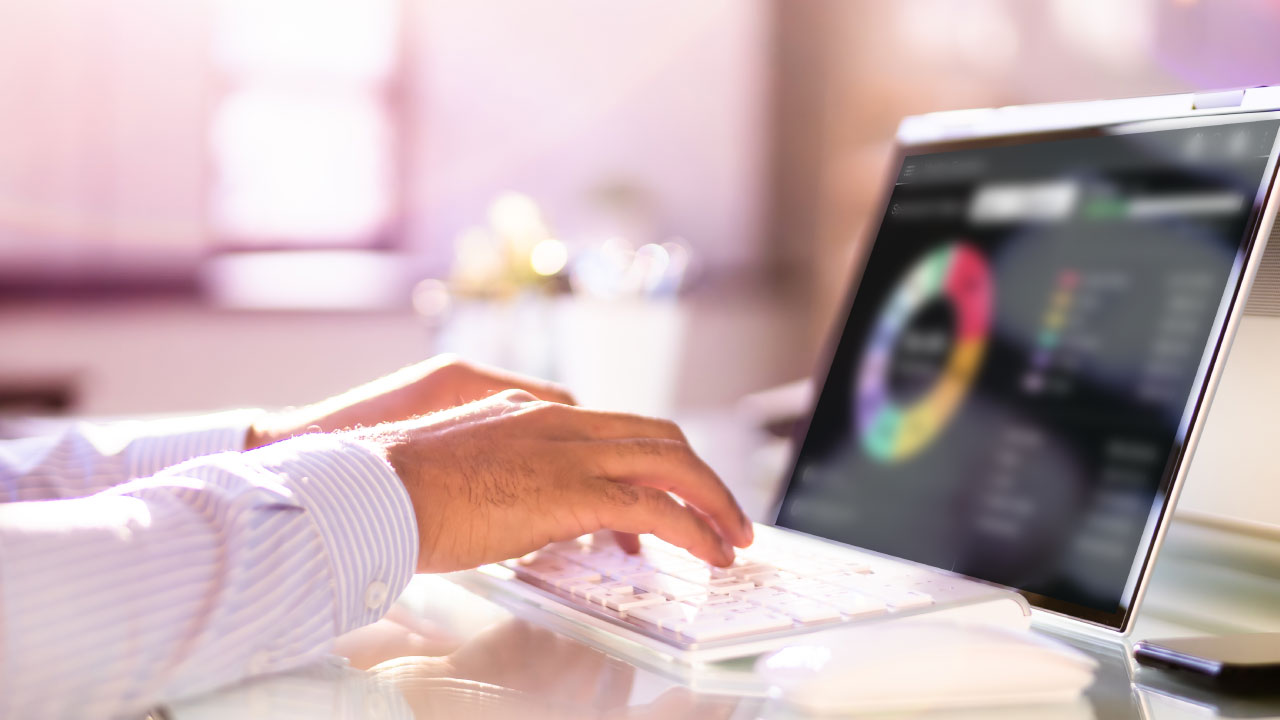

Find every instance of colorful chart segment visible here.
[857,243,994,463]
[1022,268,1079,395]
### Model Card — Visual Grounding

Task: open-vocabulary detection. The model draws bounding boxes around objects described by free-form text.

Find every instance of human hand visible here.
[349,390,754,571]
[245,355,575,450]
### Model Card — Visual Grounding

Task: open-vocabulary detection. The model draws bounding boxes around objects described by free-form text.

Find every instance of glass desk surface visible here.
[156,573,1280,720]
[161,413,1280,720]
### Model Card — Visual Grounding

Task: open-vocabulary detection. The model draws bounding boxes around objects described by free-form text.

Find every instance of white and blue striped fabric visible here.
[0,412,418,719]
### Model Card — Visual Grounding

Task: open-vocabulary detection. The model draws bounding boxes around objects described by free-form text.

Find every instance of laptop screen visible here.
[774,114,1280,629]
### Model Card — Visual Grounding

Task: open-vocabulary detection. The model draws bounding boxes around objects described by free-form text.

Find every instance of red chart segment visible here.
[946,244,993,340]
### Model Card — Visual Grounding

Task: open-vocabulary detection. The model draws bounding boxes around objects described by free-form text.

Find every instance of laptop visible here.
[454,86,1280,664]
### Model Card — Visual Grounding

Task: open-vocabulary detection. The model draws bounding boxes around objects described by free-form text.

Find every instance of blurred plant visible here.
[569,237,690,301]
[428,187,693,314]
[448,191,569,298]
[570,179,692,301]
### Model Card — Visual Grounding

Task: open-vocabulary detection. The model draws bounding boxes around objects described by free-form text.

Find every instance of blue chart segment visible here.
[857,242,994,463]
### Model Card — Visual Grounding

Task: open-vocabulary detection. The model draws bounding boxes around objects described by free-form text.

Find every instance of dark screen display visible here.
[776,118,1278,618]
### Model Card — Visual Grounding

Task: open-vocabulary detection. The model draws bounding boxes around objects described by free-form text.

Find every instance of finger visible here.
[583,481,735,566]
[557,406,688,443]
[387,389,536,433]
[492,388,539,404]
[612,530,642,554]
[444,361,577,406]
[587,439,753,548]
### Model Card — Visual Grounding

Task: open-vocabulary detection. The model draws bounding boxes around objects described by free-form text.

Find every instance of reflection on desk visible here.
[159,576,1280,720]
[167,617,748,720]
[168,616,1106,720]
[157,540,1280,720]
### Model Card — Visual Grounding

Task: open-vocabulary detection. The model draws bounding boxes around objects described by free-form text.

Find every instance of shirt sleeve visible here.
[0,433,418,720]
[0,409,265,502]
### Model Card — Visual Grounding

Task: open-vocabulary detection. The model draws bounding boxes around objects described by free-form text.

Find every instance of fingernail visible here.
[720,538,735,565]
[741,514,754,543]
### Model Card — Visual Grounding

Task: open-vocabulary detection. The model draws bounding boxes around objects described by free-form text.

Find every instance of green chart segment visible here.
[856,243,994,463]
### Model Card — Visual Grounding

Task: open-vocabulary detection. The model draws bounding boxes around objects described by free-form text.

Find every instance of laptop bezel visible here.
[767,100,1280,635]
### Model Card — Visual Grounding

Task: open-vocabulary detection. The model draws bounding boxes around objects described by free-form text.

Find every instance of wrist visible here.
[245,411,317,450]
[345,425,412,473]
[245,421,268,450]
[245,418,287,450]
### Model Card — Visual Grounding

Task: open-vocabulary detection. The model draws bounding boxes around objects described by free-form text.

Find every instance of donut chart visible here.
[857,243,993,463]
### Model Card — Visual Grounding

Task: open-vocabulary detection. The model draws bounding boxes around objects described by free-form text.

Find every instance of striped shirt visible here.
[0,411,418,719]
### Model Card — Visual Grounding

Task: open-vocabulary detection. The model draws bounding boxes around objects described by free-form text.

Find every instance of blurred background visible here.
[2,0,1279,522]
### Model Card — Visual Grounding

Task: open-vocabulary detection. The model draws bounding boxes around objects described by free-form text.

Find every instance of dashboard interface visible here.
[776,117,1279,624]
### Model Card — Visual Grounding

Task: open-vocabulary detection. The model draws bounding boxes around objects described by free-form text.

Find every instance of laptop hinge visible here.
[1192,89,1246,110]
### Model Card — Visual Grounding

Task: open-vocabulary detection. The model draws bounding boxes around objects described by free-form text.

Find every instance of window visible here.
[210,0,402,248]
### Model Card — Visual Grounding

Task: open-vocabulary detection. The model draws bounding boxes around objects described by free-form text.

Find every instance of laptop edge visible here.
[765,87,1280,638]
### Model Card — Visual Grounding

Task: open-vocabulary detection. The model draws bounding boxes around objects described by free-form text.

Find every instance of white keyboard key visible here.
[744,571,791,587]
[817,590,888,617]
[678,610,794,641]
[542,541,594,559]
[599,580,635,594]
[583,581,635,606]
[509,554,559,572]
[780,578,839,596]
[724,563,774,579]
[829,575,935,609]
[566,582,598,599]
[874,589,934,610]
[824,571,880,587]
[626,572,708,601]
[551,572,603,590]
[588,554,653,574]
[582,586,618,606]
[760,598,842,623]
[696,592,741,606]
[657,606,727,631]
[628,602,694,628]
[690,600,757,614]
[606,592,667,612]
[514,561,601,586]
[603,565,663,581]
[652,555,704,571]
[561,551,616,568]
[706,577,755,594]
[660,566,720,585]
[767,561,822,577]
[511,537,956,645]
[735,587,792,605]
[650,602,760,633]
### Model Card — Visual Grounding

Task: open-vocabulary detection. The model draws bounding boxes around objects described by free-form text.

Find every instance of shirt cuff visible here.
[119,409,267,480]
[243,434,418,632]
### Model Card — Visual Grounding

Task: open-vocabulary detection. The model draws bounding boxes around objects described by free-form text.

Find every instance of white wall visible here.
[0,0,774,279]
[1,304,430,415]
[407,0,770,273]
[1179,315,1280,527]
[0,0,212,274]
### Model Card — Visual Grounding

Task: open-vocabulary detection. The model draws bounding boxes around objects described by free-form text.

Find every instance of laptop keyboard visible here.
[503,537,937,643]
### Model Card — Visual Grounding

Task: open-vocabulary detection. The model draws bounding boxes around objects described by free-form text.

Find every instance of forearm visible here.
[0,434,417,719]
[0,410,263,501]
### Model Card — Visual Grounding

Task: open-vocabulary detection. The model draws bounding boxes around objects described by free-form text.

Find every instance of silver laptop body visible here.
[454,86,1280,664]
